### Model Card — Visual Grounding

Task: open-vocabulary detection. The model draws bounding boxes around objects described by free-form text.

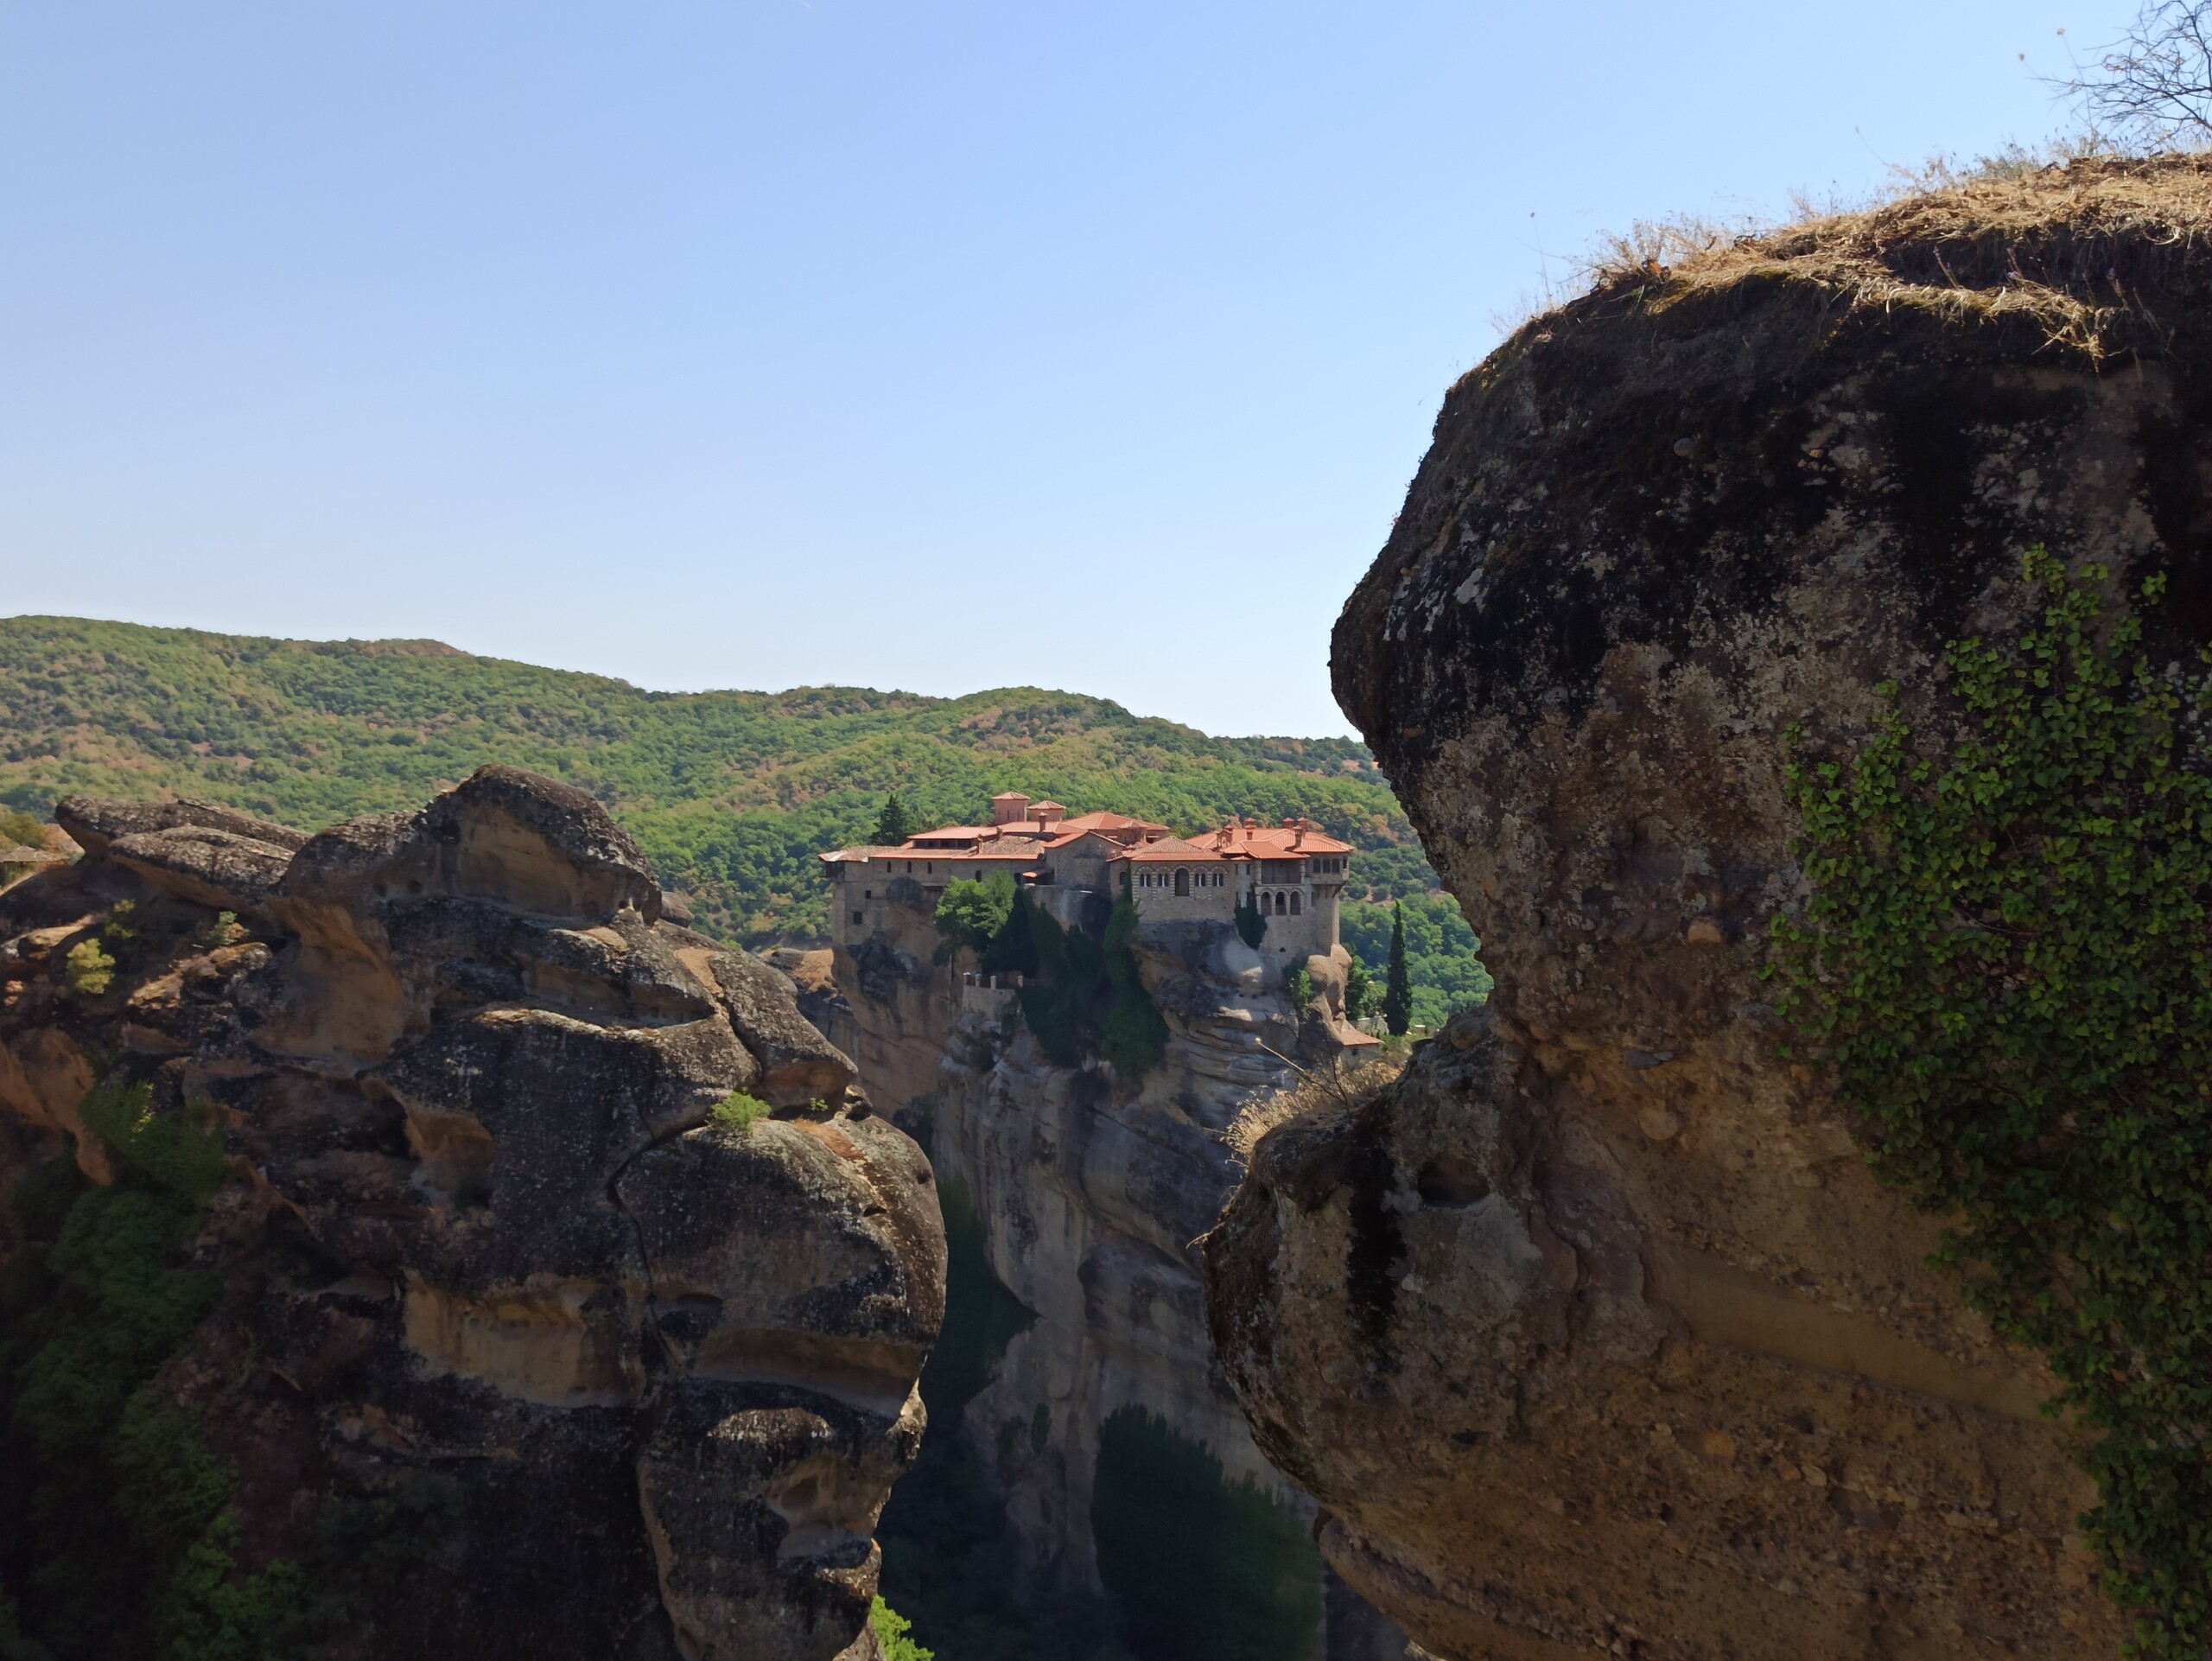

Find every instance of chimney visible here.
[1033,800,1066,829]
[1292,818,1306,849]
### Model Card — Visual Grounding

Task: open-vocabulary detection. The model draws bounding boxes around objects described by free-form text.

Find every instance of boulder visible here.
[1201,160,2212,1658]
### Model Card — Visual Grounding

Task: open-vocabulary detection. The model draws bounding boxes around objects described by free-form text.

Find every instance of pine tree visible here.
[870,792,913,846]
[1382,900,1413,1036]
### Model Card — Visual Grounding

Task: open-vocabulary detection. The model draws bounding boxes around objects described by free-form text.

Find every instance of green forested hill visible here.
[0,616,1486,1010]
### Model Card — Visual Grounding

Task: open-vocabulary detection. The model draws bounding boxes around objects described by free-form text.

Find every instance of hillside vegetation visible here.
[0,618,1483,1006]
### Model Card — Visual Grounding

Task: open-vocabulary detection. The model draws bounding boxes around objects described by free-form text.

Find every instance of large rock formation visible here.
[0,770,944,1661]
[1201,159,2212,1658]
[821,881,1406,1654]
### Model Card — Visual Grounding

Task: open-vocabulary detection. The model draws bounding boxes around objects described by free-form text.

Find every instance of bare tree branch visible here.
[2056,2,2212,149]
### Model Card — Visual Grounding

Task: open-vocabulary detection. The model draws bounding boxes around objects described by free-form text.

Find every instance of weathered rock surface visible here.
[1203,162,2212,1657]
[0,767,944,1661]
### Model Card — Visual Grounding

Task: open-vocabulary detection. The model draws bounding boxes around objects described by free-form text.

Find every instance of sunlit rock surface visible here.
[1,769,944,1661]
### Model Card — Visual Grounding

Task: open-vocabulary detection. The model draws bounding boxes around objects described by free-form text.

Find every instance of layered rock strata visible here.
[0,771,944,1661]
[1200,160,2212,1658]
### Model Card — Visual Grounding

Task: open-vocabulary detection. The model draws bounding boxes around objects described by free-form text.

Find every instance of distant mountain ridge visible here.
[0,618,1474,994]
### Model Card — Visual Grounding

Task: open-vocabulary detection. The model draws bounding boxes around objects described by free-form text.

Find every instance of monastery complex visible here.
[822,791,1353,968]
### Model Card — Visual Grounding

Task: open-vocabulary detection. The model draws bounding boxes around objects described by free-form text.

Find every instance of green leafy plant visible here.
[932,872,1016,965]
[1776,548,2212,1656]
[1281,966,1315,1012]
[870,1597,934,1661]
[198,912,246,951]
[706,1091,773,1136]
[60,939,114,1002]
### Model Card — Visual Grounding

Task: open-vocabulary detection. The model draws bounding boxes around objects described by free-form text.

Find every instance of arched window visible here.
[1174,869,1190,898]
[1289,892,1302,916]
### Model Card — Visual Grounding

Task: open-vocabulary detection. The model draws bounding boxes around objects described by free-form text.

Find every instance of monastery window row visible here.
[1139,869,1226,894]
[1262,890,1302,916]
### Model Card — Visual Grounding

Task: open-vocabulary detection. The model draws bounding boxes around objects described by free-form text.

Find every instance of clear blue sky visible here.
[0,2,2118,737]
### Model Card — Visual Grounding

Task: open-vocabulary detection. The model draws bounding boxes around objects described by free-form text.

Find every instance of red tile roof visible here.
[1111,837,1229,863]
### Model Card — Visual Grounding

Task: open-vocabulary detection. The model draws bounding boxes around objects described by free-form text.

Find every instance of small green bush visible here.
[706,1091,773,1136]
[870,1597,932,1660]
[198,912,245,951]
[60,940,113,1002]
[1281,967,1314,1012]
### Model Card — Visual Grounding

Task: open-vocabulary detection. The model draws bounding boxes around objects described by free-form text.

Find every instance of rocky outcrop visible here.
[823,885,1400,1647]
[1201,161,2212,1658]
[0,767,944,1661]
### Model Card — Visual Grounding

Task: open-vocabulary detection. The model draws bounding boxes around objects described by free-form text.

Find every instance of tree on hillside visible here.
[932,872,1014,964]
[2059,3,2212,146]
[871,792,915,846]
[1382,901,1413,1037]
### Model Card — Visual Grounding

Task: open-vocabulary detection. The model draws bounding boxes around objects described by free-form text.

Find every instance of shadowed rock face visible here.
[2,767,944,1661]
[1198,163,2212,1658]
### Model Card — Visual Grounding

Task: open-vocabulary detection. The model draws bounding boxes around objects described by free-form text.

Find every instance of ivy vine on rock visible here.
[1776,547,2212,1656]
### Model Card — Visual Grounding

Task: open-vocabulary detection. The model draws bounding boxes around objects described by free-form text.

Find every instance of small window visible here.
[864,889,872,899]
[851,910,864,926]
[1289,893,1302,916]
[1174,869,1190,898]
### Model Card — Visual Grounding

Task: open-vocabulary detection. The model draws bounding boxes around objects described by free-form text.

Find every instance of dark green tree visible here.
[1342,956,1372,1023]
[931,872,1014,964]
[1233,888,1267,950]
[870,792,914,846]
[980,887,1039,977]
[1382,901,1412,1036]
[1097,895,1167,1081]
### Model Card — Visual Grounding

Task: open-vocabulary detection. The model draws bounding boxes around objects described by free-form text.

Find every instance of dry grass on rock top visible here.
[1560,152,2212,365]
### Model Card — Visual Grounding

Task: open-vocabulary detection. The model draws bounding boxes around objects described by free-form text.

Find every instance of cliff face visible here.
[925,922,1311,1581]
[0,770,944,1661]
[823,888,1400,1651]
[1201,160,2212,1658]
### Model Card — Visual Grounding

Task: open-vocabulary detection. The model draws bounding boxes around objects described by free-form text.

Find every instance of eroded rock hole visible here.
[1416,1152,1491,1208]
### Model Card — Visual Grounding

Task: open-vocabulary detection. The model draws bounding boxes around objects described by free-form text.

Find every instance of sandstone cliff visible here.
[821,882,1407,1655]
[1199,159,2212,1658]
[0,769,944,1661]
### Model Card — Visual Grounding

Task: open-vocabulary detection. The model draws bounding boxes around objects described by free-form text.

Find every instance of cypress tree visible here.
[1382,900,1413,1036]
[870,792,913,846]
